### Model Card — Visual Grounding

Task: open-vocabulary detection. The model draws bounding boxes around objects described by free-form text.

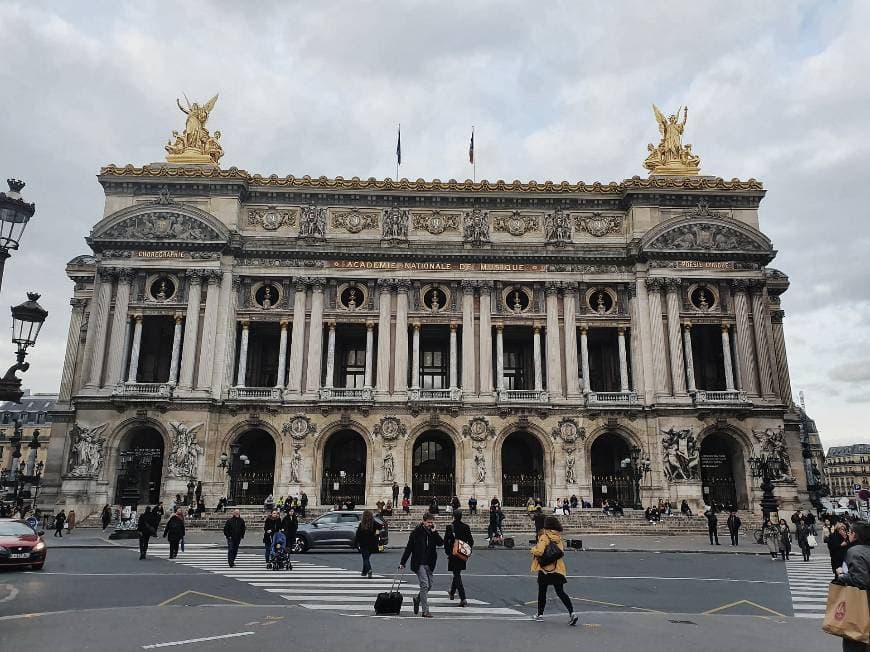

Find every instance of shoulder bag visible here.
[537,536,564,567]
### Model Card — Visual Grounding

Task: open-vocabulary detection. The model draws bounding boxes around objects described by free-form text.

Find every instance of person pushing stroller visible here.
[268,530,291,570]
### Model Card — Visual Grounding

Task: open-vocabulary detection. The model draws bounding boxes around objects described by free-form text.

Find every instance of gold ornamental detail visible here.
[165,94,223,165]
[644,104,701,177]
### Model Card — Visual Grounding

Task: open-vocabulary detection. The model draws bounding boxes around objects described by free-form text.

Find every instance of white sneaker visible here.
[569,613,579,626]
[532,614,544,622]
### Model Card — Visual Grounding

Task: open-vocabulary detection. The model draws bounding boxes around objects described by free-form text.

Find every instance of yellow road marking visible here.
[703,599,786,618]
[158,590,252,607]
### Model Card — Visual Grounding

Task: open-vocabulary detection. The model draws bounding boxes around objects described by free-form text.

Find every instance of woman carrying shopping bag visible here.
[824,522,870,651]
[530,515,578,626]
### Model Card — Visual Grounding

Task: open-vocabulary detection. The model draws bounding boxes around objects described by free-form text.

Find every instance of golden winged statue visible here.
[643,104,701,176]
[165,93,223,165]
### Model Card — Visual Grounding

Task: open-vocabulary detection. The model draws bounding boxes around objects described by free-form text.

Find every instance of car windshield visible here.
[0,522,35,536]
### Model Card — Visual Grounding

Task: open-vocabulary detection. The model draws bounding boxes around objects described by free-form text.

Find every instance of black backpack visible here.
[538,536,564,567]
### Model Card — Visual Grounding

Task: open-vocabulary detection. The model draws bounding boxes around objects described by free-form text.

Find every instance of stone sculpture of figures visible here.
[545,209,572,243]
[262,286,274,309]
[383,207,408,240]
[289,447,303,483]
[300,204,326,238]
[168,422,204,479]
[474,451,487,483]
[382,445,395,483]
[565,452,577,484]
[165,94,223,164]
[753,427,794,481]
[67,423,108,478]
[661,427,700,482]
[464,208,490,245]
[644,104,701,175]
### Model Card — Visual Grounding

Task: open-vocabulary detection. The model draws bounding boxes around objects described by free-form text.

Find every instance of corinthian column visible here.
[770,309,793,404]
[195,271,222,389]
[105,268,133,386]
[375,280,392,396]
[449,322,458,390]
[323,320,337,389]
[178,271,202,390]
[393,282,410,394]
[533,324,543,392]
[126,314,144,383]
[287,279,308,394]
[364,320,375,389]
[545,283,562,398]
[235,320,249,386]
[579,324,590,393]
[563,284,580,398]
[59,298,87,402]
[664,279,687,396]
[751,282,775,398]
[495,323,505,391]
[84,268,115,388]
[625,285,646,397]
[682,322,696,393]
[304,279,325,394]
[478,282,493,396]
[645,278,669,397]
[617,326,630,392]
[461,281,476,395]
[731,280,758,396]
[411,322,421,390]
[275,320,289,388]
[721,323,735,392]
[168,313,184,385]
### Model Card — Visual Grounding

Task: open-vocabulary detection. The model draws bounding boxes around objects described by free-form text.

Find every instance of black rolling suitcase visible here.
[374,569,405,615]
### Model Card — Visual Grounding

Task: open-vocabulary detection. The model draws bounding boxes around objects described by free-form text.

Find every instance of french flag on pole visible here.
[468,128,474,164]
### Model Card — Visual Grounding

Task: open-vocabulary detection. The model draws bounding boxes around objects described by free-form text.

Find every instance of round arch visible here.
[588,430,636,508]
[410,430,456,506]
[697,425,752,510]
[229,428,276,505]
[319,428,368,507]
[498,430,547,507]
[113,425,167,506]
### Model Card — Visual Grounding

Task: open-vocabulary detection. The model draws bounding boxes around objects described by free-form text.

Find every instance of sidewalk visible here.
[44,529,782,555]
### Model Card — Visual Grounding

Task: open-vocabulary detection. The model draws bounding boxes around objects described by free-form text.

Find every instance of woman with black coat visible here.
[444,510,474,607]
[100,505,112,531]
[355,510,379,578]
[53,510,65,537]
[162,510,185,559]
[281,511,298,552]
[828,522,849,577]
[137,506,157,559]
[263,510,281,563]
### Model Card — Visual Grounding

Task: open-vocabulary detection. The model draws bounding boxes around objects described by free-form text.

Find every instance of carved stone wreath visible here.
[462,417,494,447]
[492,211,540,236]
[248,207,297,231]
[551,417,585,447]
[411,211,460,235]
[575,213,623,237]
[373,416,406,442]
[282,415,316,443]
[332,209,379,234]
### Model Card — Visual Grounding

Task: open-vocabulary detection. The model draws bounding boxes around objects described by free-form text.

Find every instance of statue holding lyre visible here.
[165,94,224,165]
[643,104,701,176]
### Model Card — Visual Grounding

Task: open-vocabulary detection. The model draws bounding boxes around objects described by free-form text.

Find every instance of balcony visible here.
[227,387,282,400]
[586,391,638,407]
[408,387,462,402]
[496,389,549,403]
[318,387,373,402]
[693,390,751,406]
[112,382,173,398]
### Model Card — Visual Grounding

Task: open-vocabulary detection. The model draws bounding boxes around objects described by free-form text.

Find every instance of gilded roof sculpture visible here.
[644,104,701,177]
[165,94,223,165]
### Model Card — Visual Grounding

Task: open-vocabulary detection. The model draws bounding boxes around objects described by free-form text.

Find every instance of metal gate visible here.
[592,474,634,507]
[501,473,545,507]
[321,471,366,506]
[702,475,737,510]
[233,471,274,506]
[412,472,455,506]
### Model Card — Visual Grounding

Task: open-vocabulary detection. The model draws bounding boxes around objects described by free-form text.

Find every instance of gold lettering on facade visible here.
[675,261,735,270]
[136,250,188,259]
[328,260,544,272]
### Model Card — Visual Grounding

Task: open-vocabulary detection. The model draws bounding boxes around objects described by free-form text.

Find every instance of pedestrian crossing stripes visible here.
[785,557,833,619]
[148,547,525,619]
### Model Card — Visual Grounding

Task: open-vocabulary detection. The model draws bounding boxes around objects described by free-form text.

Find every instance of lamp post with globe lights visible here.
[621,446,652,509]
[0,292,48,403]
[0,179,36,294]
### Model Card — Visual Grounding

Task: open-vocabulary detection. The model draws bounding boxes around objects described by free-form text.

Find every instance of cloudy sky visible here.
[0,1,867,451]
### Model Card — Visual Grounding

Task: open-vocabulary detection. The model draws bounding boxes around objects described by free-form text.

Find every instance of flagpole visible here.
[396,123,400,181]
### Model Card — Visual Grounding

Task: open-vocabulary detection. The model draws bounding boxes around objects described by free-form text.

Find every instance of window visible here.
[315,514,340,525]
[1,412,9,424]
[338,514,360,524]
[342,348,366,388]
[36,413,45,424]
[421,349,446,389]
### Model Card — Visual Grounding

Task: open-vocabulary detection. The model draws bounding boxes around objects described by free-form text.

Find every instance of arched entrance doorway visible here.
[501,432,545,507]
[321,430,367,506]
[590,433,633,507]
[700,433,748,510]
[233,429,275,505]
[115,427,164,506]
[412,430,455,506]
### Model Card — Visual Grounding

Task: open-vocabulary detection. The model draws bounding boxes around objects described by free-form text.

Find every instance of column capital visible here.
[133,313,144,323]
[475,280,494,290]
[206,270,222,285]
[327,319,337,330]
[461,280,476,295]
[70,297,87,309]
[663,277,682,292]
[562,283,578,297]
[309,277,326,292]
[624,284,637,299]
[748,278,766,295]
[645,277,664,292]
[544,282,560,296]
[97,267,116,282]
[231,274,242,291]
[494,322,504,332]
[280,319,290,329]
[449,321,458,332]
[376,278,394,289]
[579,322,589,333]
[395,280,411,293]
[240,319,250,329]
[116,267,135,283]
[682,321,693,330]
[366,320,375,330]
[730,278,750,292]
[771,309,785,323]
[186,270,203,285]
[721,322,731,333]
[617,326,627,335]
[533,323,542,333]
[411,321,421,331]
[174,312,185,324]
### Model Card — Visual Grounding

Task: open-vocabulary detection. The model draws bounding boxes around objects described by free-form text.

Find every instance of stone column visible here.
[287,279,308,394]
[196,271,222,389]
[104,268,133,386]
[235,320,249,386]
[375,280,392,396]
[625,286,645,396]
[495,323,505,391]
[664,279,687,396]
[645,278,669,397]
[579,324,590,393]
[545,283,562,398]
[633,280,654,402]
[393,282,409,394]
[618,326,630,392]
[751,282,775,398]
[275,320,289,388]
[762,287,783,399]
[210,270,237,398]
[532,323,543,392]
[126,314,144,383]
[168,313,184,385]
[682,322,696,393]
[178,272,202,391]
[478,282,493,395]
[324,320,337,389]
[449,322,458,390]
[411,322,421,389]
[120,316,132,384]
[58,298,87,402]
[771,309,793,405]
[84,268,114,388]
[731,280,758,396]
[563,285,580,398]
[721,323,735,392]
[364,320,375,389]
[461,282,476,394]
[304,279,325,394]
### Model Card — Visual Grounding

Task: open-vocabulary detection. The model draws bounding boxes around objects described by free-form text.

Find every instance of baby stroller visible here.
[268,531,292,571]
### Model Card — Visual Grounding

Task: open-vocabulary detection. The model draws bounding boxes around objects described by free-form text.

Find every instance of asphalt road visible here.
[0,546,838,651]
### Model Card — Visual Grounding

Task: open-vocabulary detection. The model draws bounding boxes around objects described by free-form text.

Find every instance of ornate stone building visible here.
[826,445,870,498]
[40,102,811,516]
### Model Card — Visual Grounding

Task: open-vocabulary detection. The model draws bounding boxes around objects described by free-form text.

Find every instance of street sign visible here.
[423,482,430,491]
[25,516,37,530]
[601,485,608,494]
[854,484,862,492]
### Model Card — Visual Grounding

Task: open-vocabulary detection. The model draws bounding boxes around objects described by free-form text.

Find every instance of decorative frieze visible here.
[463,209,490,245]
[102,212,220,241]
[575,212,623,237]
[411,211,460,235]
[331,208,379,234]
[247,207,298,231]
[492,211,540,236]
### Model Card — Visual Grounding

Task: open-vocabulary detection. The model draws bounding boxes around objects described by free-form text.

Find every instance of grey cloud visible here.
[830,361,870,384]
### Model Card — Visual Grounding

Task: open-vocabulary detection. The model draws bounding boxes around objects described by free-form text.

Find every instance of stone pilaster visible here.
[365,320,375,389]
[105,268,133,386]
[664,279,687,396]
[533,323,543,392]
[478,282,493,396]
[731,280,758,396]
[276,319,289,388]
[545,283,562,398]
[645,278,669,397]
[449,321,458,390]
[375,280,392,396]
[495,323,505,391]
[287,278,308,394]
[461,281,476,394]
[410,321,421,390]
[304,278,325,394]
[579,324,590,393]
[563,284,580,398]
[393,281,409,395]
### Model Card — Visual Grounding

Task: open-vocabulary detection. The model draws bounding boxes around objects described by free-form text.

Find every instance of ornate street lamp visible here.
[621,446,652,510]
[0,180,36,293]
[749,454,780,521]
[0,292,48,403]
[219,445,249,506]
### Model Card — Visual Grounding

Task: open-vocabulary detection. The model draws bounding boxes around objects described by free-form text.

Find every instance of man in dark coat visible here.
[392,482,400,507]
[444,510,474,607]
[488,505,505,547]
[223,509,246,568]
[726,511,742,546]
[263,510,281,563]
[299,492,308,517]
[400,512,443,618]
[281,510,298,552]
[533,506,546,535]
[100,505,112,531]
[705,508,720,545]
[53,510,66,537]
[403,484,411,501]
[137,506,158,559]
[162,509,185,559]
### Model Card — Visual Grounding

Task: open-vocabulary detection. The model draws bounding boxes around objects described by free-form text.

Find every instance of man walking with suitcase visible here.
[400,512,443,618]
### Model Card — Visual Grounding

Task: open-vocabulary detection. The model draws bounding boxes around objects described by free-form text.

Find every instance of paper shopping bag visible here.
[822,584,870,644]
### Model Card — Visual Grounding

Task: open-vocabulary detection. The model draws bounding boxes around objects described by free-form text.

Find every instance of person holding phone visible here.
[399,512,443,618]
